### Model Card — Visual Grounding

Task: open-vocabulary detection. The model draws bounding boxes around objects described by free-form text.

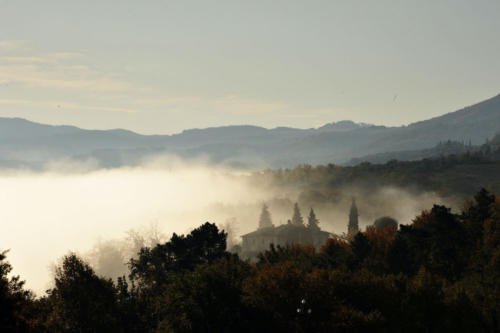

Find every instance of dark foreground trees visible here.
[2,190,500,332]
[44,254,121,332]
[0,250,34,332]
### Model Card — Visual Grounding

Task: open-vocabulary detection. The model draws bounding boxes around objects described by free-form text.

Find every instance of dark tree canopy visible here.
[3,189,500,332]
[129,222,228,290]
[47,253,120,332]
[0,250,33,332]
[388,205,468,280]
[157,256,253,332]
[462,187,496,242]
[351,232,372,263]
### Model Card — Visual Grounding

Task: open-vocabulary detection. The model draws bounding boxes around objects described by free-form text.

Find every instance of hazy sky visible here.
[1,0,499,134]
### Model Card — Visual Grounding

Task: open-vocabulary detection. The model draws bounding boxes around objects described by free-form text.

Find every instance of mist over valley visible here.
[2,95,500,294]
[0,155,455,293]
[2,2,500,330]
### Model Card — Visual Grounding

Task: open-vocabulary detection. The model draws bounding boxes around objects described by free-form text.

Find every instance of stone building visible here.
[241,204,331,258]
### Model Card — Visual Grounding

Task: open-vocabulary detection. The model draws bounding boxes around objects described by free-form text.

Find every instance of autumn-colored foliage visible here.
[365,224,397,259]
[2,189,500,332]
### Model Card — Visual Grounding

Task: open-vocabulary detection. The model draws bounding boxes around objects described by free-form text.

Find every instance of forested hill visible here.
[349,132,500,165]
[253,145,500,204]
[1,94,500,169]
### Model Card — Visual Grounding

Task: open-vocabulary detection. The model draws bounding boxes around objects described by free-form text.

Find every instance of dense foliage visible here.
[252,144,500,201]
[2,190,500,332]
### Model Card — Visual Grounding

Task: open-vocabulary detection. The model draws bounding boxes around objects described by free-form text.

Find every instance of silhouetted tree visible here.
[46,253,120,332]
[388,205,468,280]
[387,232,413,275]
[462,188,495,245]
[243,261,306,331]
[3,189,500,332]
[114,276,153,333]
[257,244,319,272]
[307,208,320,230]
[291,203,304,226]
[464,196,500,331]
[129,222,228,291]
[258,204,273,229]
[320,238,353,268]
[157,256,254,332]
[0,250,33,332]
[351,232,372,265]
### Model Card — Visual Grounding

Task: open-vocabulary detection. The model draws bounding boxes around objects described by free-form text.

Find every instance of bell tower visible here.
[348,198,359,238]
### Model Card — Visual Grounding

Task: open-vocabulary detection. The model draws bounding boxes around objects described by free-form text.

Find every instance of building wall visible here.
[242,229,331,257]
[242,235,274,253]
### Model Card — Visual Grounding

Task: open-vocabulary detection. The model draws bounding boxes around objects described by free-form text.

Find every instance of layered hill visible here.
[1,94,499,169]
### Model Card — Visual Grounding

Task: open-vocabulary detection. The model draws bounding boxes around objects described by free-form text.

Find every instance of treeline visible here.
[347,134,500,166]
[2,189,500,332]
[252,139,500,201]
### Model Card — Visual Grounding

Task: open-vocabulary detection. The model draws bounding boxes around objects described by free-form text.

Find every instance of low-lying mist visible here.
[0,156,455,294]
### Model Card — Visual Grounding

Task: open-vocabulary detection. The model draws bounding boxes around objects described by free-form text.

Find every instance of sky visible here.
[0,0,499,135]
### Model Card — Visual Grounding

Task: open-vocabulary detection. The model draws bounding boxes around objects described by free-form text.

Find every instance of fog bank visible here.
[0,158,275,293]
[0,157,455,294]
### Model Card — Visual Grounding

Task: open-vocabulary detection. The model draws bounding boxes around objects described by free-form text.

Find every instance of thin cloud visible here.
[48,52,84,60]
[0,56,47,64]
[213,95,287,115]
[0,40,29,51]
[0,53,84,64]
[136,95,287,115]
[0,64,131,91]
[0,44,130,92]
[283,114,318,119]
[307,107,364,123]
[67,103,136,114]
[0,99,32,105]
[136,96,202,105]
[0,99,136,113]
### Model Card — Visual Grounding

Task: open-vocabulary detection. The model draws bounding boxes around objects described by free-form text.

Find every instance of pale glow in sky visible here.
[1,0,499,134]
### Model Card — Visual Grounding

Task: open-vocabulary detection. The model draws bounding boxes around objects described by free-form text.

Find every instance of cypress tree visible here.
[307,208,320,230]
[259,204,273,229]
[291,203,304,226]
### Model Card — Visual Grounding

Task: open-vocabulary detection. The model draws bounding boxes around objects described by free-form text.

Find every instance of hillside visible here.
[253,150,500,210]
[1,94,499,169]
[348,140,477,165]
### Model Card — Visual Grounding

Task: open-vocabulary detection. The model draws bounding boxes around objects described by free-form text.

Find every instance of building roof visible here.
[241,226,276,238]
[241,224,331,238]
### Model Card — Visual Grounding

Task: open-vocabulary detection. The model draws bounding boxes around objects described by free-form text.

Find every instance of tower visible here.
[348,198,359,238]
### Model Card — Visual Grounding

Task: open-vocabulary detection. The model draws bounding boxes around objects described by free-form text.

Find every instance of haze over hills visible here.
[1,94,500,169]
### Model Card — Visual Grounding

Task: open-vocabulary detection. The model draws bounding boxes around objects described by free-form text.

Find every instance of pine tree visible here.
[258,204,273,229]
[307,208,320,230]
[291,203,304,226]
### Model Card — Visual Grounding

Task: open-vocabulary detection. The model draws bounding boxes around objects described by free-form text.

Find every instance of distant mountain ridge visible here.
[317,120,372,132]
[1,94,499,169]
